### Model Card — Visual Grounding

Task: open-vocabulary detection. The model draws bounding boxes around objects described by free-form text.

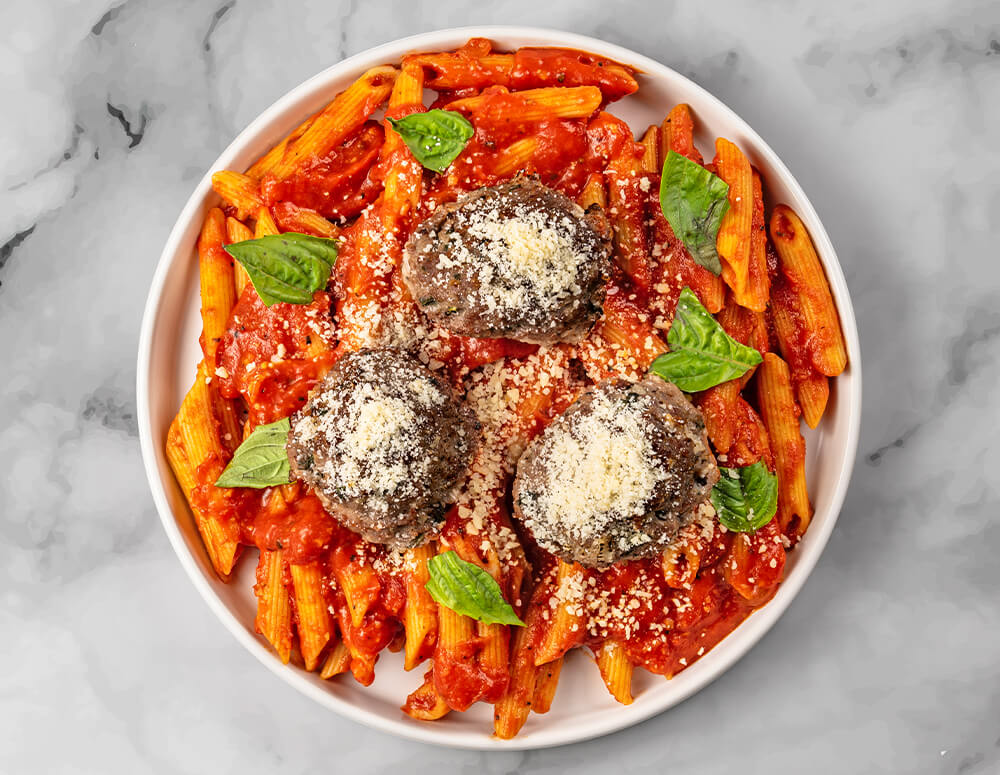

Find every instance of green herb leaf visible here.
[223,233,337,307]
[387,109,474,173]
[215,418,292,488]
[650,287,762,391]
[711,461,778,532]
[659,150,730,275]
[425,550,525,626]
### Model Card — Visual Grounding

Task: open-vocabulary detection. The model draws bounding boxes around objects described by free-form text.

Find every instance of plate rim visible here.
[137,25,863,751]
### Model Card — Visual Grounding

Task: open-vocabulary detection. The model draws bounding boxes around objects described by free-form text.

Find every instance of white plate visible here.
[137,26,862,750]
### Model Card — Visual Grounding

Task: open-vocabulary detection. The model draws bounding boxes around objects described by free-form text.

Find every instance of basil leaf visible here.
[224,233,337,307]
[711,461,778,532]
[387,109,474,173]
[659,150,730,275]
[425,550,525,626]
[215,418,292,488]
[650,287,762,391]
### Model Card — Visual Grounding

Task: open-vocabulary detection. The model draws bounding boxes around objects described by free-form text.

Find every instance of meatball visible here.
[287,348,477,549]
[512,376,719,568]
[402,176,611,345]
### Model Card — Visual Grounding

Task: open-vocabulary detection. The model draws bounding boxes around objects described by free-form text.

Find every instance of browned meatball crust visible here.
[287,348,477,549]
[512,376,719,568]
[402,177,611,345]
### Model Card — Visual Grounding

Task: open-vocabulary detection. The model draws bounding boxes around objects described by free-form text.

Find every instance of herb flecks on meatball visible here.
[513,376,719,568]
[402,177,611,345]
[287,348,477,549]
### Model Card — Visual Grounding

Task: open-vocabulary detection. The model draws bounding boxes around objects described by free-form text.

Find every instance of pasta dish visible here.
[165,38,848,738]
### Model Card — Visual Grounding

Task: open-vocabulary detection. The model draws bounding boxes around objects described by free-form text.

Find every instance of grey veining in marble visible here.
[2,0,998,772]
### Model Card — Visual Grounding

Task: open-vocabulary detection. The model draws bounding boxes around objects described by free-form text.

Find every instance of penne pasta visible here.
[246,110,320,180]
[757,353,812,539]
[493,621,537,739]
[333,554,381,629]
[714,138,756,309]
[253,205,280,238]
[595,640,634,705]
[640,124,661,174]
[578,172,606,209]
[290,561,333,671]
[320,638,351,679]
[531,656,563,714]
[261,65,398,180]
[534,560,587,666]
[402,670,452,720]
[433,605,478,711]
[447,86,603,121]
[255,550,293,664]
[165,361,242,578]
[607,148,652,299]
[212,170,263,220]
[493,136,540,176]
[771,280,830,428]
[770,205,848,376]
[743,170,770,311]
[660,103,704,165]
[270,202,339,239]
[225,216,253,297]
[402,544,437,671]
[197,208,237,364]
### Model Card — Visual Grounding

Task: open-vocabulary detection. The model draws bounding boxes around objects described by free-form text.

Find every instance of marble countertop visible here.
[2,0,998,772]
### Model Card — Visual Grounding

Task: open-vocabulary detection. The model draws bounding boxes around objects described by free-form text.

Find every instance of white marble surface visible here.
[2,0,998,772]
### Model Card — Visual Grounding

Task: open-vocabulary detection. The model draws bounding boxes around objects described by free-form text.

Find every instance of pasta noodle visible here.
[757,353,812,539]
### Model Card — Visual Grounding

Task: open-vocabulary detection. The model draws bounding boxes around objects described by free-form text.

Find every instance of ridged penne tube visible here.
[271,202,339,239]
[334,560,380,628]
[493,136,539,176]
[197,208,237,364]
[743,170,770,311]
[254,550,293,664]
[640,125,661,174]
[698,380,741,455]
[263,65,398,179]
[246,110,319,180]
[478,621,510,703]
[534,561,587,666]
[225,216,253,297]
[433,605,478,710]
[212,170,263,220]
[531,656,562,714]
[253,205,279,238]
[492,624,537,739]
[796,372,830,430]
[210,382,242,456]
[404,51,513,90]
[402,670,452,721]
[771,286,829,428]
[320,639,351,679]
[607,158,651,297]
[770,205,848,376]
[595,641,634,705]
[578,172,606,209]
[757,353,812,538]
[381,61,425,225]
[166,361,241,577]
[714,138,754,307]
[402,545,437,671]
[447,86,603,121]
[290,562,333,671]
[660,103,703,165]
